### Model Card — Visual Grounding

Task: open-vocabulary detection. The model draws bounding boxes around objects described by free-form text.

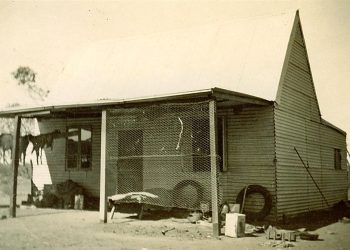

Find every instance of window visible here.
[334,149,342,170]
[66,126,92,170]
[192,119,210,172]
[191,117,227,172]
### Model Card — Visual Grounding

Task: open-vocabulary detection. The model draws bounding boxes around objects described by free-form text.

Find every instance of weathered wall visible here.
[275,16,348,219]
[37,117,101,197]
[36,103,278,215]
[218,105,276,220]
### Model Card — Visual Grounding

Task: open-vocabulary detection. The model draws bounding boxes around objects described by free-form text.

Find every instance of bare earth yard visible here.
[0,208,349,250]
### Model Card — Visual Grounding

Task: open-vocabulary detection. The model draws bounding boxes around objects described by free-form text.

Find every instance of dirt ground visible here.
[0,207,349,250]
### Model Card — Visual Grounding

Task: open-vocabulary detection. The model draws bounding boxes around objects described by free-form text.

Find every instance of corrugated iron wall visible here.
[218,105,276,220]
[275,18,347,219]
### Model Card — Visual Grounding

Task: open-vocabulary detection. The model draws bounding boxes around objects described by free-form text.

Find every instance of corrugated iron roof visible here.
[0,87,272,116]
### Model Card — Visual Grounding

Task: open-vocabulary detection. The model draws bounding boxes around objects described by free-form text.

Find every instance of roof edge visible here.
[211,87,272,105]
[321,118,347,136]
[0,87,271,117]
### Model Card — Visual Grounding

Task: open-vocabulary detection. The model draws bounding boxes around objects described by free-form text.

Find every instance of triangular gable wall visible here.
[274,11,347,219]
[276,11,321,121]
[274,11,324,219]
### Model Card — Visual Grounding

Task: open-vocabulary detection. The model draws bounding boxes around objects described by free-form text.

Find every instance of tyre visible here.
[236,185,272,220]
[173,180,203,209]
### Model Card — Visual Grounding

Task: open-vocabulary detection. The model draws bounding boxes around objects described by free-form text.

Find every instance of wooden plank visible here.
[9,115,21,218]
[99,110,107,223]
[209,100,220,237]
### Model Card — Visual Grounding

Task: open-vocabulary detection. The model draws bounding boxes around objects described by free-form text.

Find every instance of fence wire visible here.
[106,102,221,210]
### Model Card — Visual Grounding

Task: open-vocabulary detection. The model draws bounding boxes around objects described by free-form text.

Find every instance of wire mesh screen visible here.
[106,101,221,210]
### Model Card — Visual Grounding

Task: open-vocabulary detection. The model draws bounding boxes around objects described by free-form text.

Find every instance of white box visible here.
[74,195,84,210]
[225,213,245,238]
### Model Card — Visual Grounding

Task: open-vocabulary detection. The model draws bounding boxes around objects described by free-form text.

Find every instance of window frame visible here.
[65,125,93,171]
[217,116,227,172]
[192,118,210,172]
[334,148,342,170]
[191,116,227,172]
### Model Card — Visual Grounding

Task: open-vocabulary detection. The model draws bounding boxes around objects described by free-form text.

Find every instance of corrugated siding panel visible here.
[275,21,347,219]
[37,117,101,197]
[294,25,304,46]
[218,105,276,220]
[290,42,310,72]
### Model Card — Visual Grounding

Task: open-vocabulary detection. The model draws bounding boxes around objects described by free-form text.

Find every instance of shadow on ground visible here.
[114,203,192,221]
[267,202,350,231]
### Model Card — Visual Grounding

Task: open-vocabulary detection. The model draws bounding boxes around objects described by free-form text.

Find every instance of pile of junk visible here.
[31,179,98,210]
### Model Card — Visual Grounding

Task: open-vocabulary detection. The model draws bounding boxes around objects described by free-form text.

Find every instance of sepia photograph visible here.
[0,0,349,249]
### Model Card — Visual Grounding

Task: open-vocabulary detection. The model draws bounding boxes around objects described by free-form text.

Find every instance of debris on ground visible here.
[296,228,307,232]
[260,240,296,248]
[187,211,202,223]
[265,226,296,241]
[264,224,323,242]
[253,226,265,234]
[38,180,87,209]
[162,227,175,235]
[245,223,265,235]
[299,232,319,241]
[339,217,350,223]
[200,202,210,220]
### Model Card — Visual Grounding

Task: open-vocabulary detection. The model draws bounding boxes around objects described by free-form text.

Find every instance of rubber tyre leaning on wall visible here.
[235,185,272,221]
[173,180,204,209]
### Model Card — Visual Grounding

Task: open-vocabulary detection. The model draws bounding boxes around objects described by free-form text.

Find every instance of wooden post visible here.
[9,115,21,218]
[209,100,220,237]
[99,110,107,223]
[30,160,34,203]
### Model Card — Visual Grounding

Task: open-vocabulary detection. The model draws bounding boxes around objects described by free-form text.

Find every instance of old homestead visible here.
[0,11,347,235]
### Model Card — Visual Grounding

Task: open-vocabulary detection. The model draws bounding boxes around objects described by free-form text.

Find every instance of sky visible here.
[0,0,349,144]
